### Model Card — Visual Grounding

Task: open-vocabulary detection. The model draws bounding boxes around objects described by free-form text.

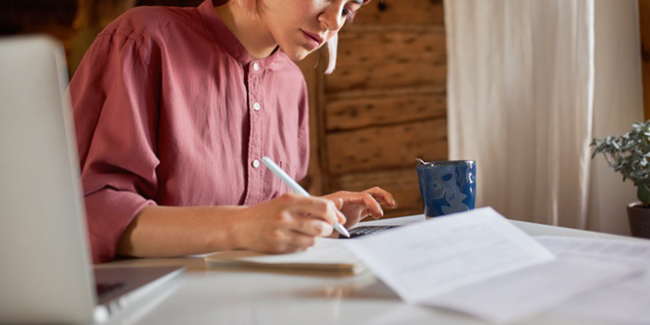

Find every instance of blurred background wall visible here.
[0,0,202,77]
[4,0,650,233]
[0,0,447,219]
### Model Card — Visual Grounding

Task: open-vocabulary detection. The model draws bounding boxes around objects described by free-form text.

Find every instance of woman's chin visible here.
[281,46,312,62]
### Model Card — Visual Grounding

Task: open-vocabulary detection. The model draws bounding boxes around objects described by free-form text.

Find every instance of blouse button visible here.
[253,102,261,111]
[252,159,260,168]
[253,62,260,71]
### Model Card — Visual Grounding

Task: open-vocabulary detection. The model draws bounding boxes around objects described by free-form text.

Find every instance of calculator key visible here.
[339,225,398,239]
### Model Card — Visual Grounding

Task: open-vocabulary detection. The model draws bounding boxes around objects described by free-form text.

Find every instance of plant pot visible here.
[627,202,650,238]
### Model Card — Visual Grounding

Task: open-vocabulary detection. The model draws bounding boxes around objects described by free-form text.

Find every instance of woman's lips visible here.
[301,30,323,50]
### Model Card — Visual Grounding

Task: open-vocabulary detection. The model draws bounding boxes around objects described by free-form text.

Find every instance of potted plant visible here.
[591,121,650,238]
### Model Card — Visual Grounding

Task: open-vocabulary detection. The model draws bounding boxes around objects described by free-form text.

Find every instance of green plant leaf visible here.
[591,120,650,200]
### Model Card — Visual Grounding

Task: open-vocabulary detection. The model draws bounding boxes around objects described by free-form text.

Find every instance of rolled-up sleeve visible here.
[69,31,160,263]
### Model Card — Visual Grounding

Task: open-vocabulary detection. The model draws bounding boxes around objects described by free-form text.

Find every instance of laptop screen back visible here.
[0,36,97,324]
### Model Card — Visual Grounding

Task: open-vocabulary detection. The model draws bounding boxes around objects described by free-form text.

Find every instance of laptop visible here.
[0,35,183,324]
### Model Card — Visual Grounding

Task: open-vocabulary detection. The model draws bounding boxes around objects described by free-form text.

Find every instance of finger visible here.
[293,218,333,237]
[360,193,384,219]
[343,193,384,219]
[359,207,375,220]
[266,231,316,253]
[285,195,339,225]
[318,193,349,224]
[335,209,347,225]
[365,187,398,208]
[332,198,347,224]
[288,231,317,249]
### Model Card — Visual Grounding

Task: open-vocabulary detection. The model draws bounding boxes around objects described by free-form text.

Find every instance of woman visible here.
[69,0,397,263]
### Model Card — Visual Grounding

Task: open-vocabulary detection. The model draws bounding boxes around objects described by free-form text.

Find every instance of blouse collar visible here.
[198,0,282,70]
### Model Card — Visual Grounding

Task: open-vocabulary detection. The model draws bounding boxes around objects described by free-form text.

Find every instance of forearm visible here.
[116,193,349,258]
[117,205,246,258]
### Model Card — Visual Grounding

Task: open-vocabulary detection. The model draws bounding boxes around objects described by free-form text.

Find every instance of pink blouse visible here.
[69,0,310,263]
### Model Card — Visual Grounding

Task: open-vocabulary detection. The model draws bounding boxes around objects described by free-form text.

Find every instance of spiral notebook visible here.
[204,238,365,275]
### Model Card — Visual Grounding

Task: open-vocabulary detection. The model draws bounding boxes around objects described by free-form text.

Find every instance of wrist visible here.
[196,205,244,252]
[223,206,248,251]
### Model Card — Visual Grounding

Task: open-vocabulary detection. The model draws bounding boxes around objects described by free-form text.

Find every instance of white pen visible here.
[261,156,350,238]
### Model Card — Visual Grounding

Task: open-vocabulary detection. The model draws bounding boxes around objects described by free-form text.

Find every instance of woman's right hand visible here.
[232,193,346,254]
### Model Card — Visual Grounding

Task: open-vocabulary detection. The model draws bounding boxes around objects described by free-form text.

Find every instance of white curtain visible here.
[445,0,643,234]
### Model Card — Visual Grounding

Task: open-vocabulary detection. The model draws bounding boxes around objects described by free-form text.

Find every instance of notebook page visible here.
[205,238,364,273]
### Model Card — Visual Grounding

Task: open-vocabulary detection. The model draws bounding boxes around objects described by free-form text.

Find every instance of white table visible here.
[102,215,645,325]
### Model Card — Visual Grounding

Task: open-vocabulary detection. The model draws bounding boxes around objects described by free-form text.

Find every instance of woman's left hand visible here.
[322,187,398,230]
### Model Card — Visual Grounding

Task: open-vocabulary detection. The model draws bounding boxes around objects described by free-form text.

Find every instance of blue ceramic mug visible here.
[416,160,476,218]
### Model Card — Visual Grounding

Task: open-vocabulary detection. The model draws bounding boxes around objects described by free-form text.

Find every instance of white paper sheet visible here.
[537,237,650,325]
[553,271,650,325]
[427,257,637,324]
[536,236,650,267]
[345,207,555,304]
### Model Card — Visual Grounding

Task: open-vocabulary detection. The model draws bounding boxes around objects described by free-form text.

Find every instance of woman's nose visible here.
[319,4,346,32]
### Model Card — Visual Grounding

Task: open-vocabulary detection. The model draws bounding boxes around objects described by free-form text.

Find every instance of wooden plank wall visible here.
[299,0,448,218]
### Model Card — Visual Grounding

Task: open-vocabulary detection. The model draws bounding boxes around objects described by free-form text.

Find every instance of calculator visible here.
[339,225,399,239]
